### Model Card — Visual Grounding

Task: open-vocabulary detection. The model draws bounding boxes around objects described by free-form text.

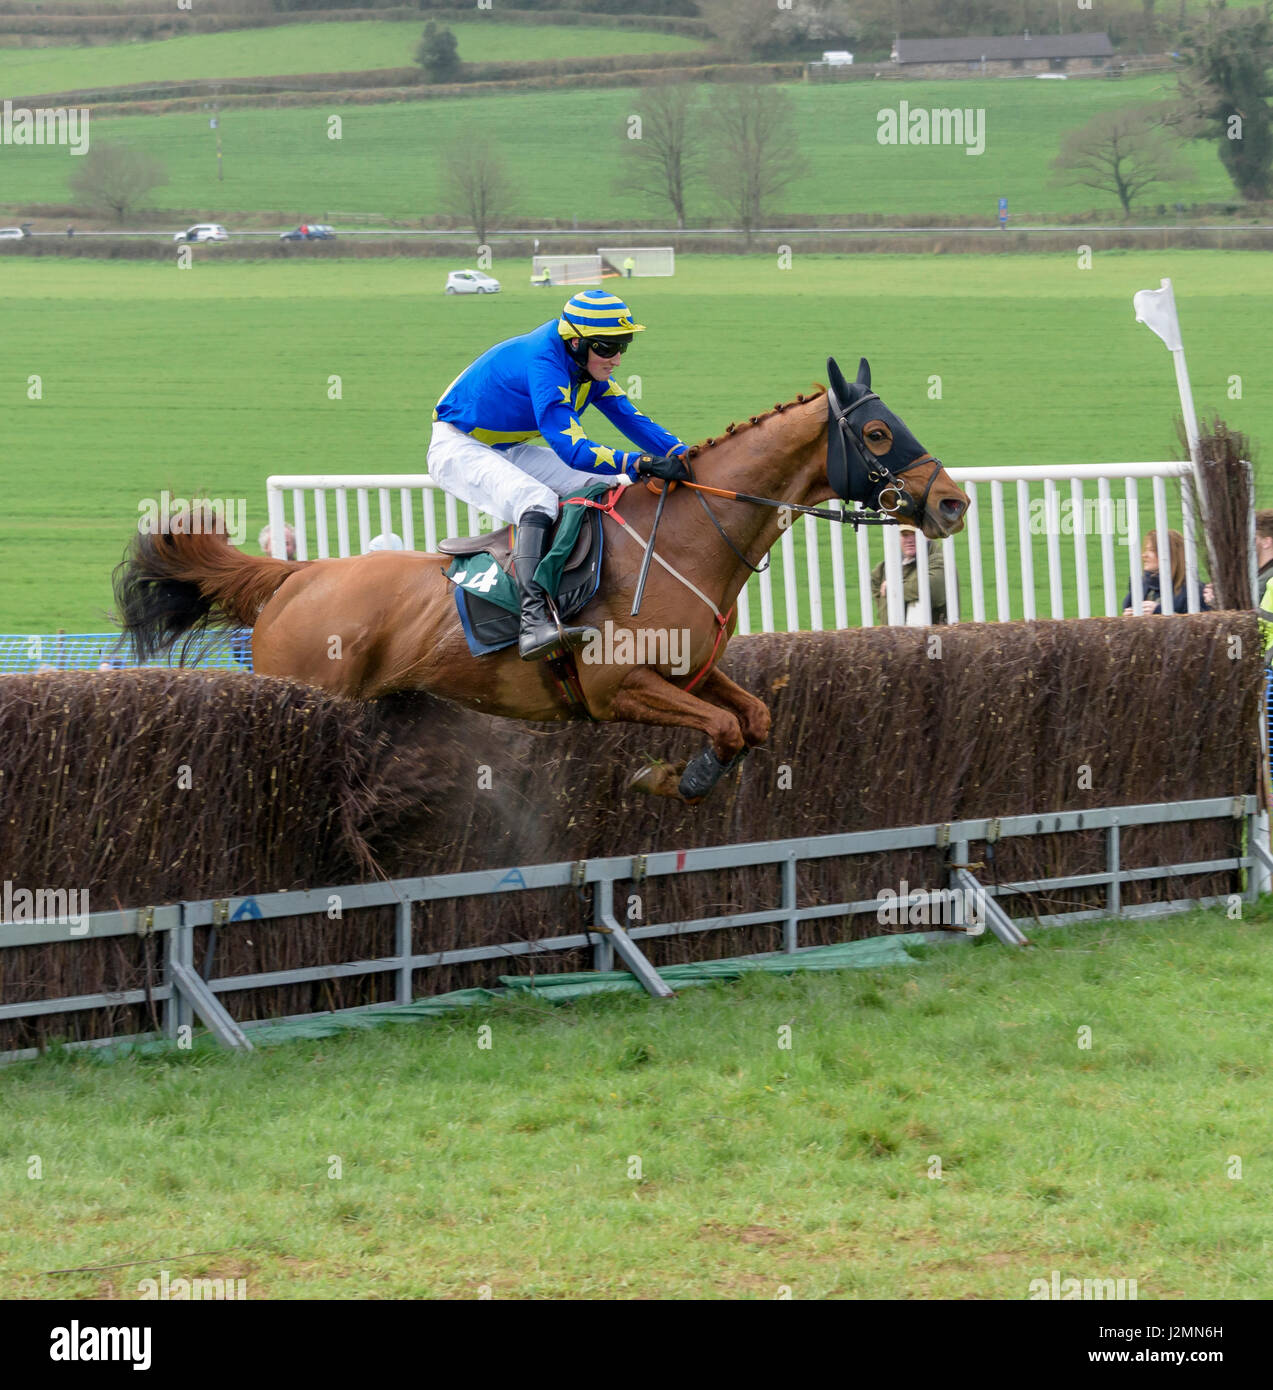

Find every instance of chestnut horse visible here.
[115,358,968,803]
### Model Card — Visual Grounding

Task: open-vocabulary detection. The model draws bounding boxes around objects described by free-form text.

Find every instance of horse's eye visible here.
[868,431,884,441]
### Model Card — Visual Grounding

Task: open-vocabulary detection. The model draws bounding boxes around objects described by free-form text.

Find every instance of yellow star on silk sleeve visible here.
[602,381,626,397]
[561,416,588,446]
[590,444,616,467]
[557,384,574,405]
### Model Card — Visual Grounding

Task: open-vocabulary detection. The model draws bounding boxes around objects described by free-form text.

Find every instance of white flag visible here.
[1133,283,1181,351]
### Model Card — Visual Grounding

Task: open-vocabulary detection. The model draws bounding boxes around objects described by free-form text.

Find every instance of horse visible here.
[115,358,969,804]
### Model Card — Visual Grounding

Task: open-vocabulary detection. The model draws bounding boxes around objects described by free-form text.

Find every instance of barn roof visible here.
[892,33,1114,64]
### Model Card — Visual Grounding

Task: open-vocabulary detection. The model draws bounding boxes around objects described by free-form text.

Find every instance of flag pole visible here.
[1160,279,1200,464]
[1134,277,1222,602]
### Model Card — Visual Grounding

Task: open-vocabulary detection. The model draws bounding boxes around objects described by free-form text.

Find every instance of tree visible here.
[416,21,460,84]
[67,142,168,224]
[438,138,514,244]
[698,0,855,59]
[707,82,805,245]
[1177,5,1273,201]
[697,0,784,59]
[1050,107,1195,216]
[617,80,707,230]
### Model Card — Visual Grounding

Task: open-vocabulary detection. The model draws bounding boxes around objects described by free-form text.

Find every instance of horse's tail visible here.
[113,504,306,663]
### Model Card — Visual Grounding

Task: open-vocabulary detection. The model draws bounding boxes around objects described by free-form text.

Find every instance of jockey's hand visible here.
[636,453,691,483]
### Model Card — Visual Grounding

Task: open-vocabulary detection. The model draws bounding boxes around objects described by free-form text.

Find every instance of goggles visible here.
[583,336,631,358]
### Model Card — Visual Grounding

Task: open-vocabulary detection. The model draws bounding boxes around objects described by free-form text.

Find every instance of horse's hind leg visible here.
[606,666,745,802]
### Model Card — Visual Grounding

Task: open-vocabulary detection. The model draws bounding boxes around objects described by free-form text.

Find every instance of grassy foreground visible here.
[2,905,1270,1299]
[0,250,1264,633]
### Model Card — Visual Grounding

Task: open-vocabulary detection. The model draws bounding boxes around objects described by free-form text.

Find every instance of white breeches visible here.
[427,419,622,524]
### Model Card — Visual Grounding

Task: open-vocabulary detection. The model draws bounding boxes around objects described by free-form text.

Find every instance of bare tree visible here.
[68,143,168,224]
[707,82,805,245]
[438,138,514,244]
[1050,107,1196,217]
[699,0,855,59]
[697,0,782,59]
[617,80,707,230]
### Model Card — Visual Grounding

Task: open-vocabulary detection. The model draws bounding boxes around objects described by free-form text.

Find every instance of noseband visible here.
[826,382,943,529]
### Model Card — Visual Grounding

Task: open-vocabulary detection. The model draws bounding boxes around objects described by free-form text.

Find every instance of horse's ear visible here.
[826,357,852,402]
[856,357,871,389]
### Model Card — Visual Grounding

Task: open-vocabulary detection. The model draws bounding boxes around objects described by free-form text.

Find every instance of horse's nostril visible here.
[941,498,967,519]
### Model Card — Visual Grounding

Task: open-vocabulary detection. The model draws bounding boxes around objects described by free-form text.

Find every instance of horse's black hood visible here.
[825,356,933,509]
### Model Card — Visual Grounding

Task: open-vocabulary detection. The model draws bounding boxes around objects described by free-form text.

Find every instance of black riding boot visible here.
[513,512,593,661]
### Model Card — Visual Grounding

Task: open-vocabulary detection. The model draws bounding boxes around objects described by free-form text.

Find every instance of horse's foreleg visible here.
[692,667,772,748]
[607,667,745,803]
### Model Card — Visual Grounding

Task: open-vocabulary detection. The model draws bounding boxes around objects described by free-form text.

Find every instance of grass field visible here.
[0,250,1264,634]
[2,905,1269,1298]
[0,74,1239,221]
[0,20,706,98]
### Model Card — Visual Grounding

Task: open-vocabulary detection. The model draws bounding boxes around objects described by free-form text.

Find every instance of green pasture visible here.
[0,250,1264,635]
[0,21,705,99]
[0,74,1239,222]
[2,906,1270,1298]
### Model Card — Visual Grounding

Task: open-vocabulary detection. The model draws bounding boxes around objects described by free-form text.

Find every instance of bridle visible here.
[630,364,951,599]
[825,375,944,532]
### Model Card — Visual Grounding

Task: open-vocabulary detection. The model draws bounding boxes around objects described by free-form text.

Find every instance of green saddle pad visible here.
[443,480,615,615]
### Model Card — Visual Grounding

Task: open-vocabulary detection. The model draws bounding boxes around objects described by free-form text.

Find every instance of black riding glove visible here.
[635,453,691,483]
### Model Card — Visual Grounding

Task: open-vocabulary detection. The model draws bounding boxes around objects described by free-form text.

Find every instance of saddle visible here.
[437,516,594,572]
[441,507,605,658]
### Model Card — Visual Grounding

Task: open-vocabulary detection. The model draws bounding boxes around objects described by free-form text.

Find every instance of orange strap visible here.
[684,606,734,693]
[562,485,626,528]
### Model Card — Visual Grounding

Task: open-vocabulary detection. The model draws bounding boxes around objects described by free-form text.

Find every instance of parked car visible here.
[279,224,336,241]
[174,224,229,243]
[0,227,28,239]
[445,269,501,295]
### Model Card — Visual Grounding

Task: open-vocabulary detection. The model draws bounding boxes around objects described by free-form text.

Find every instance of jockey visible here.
[429,289,691,660]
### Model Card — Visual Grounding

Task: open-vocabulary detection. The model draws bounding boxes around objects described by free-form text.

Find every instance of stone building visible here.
[890,32,1115,79]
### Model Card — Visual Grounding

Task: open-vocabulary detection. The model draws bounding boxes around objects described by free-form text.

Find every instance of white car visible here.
[174,223,229,243]
[0,227,27,239]
[445,269,500,295]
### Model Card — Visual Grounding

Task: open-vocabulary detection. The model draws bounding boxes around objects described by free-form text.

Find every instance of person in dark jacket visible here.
[1122,529,1209,616]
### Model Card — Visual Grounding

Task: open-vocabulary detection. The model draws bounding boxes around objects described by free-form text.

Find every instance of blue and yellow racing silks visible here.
[434,320,684,477]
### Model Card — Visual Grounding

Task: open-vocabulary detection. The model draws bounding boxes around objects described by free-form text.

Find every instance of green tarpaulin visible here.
[86,935,932,1061]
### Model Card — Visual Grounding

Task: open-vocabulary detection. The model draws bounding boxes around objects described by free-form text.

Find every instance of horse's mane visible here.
[685,387,826,459]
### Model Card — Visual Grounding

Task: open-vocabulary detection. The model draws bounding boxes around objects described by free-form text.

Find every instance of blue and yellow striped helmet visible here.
[558,290,645,339]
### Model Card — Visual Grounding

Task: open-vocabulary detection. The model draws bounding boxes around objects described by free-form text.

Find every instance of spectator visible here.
[622,256,636,278]
[871,525,947,626]
[1122,530,1209,615]
[258,523,297,560]
[1204,507,1273,608]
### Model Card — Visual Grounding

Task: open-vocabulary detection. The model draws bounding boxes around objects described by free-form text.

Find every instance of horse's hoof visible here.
[627,760,686,798]
[677,746,746,802]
